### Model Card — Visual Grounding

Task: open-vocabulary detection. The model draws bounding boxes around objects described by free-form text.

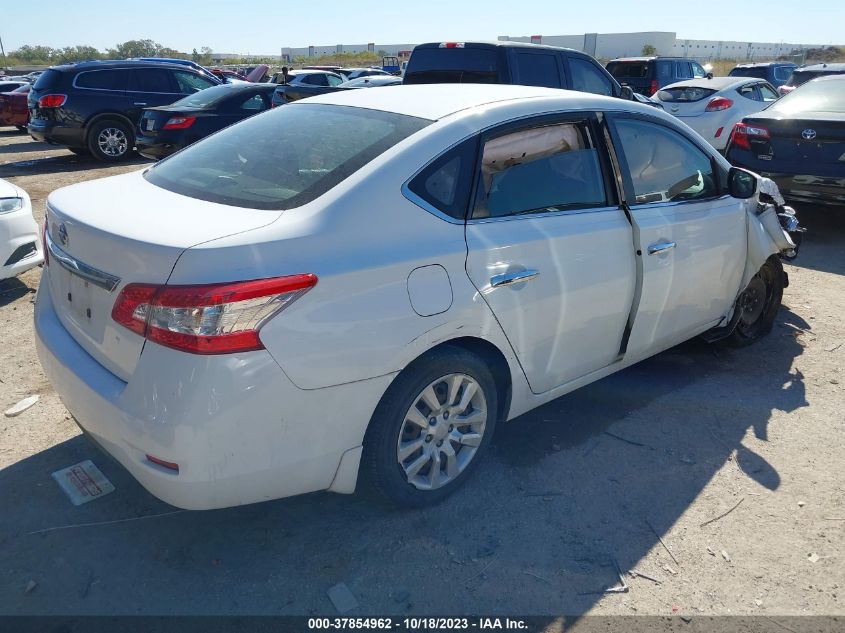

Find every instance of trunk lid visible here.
[44,170,282,381]
[745,113,845,172]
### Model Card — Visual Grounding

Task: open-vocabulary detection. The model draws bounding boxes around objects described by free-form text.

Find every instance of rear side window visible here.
[129,68,177,93]
[75,70,126,91]
[407,138,478,220]
[145,104,431,210]
[570,58,613,96]
[472,121,607,219]
[514,52,562,88]
[302,74,329,86]
[657,61,672,80]
[403,47,501,84]
[33,69,62,90]
[737,84,758,100]
[614,118,717,204]
[775,66,794,82]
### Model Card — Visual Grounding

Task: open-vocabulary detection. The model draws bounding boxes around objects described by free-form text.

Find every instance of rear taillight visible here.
[705,96,734,112]
[727,122,770,151]
[37,94,66,108]
[649,80,658,96]
[162,116,196,130]
[111,274,317,354]
[439,42,465,48]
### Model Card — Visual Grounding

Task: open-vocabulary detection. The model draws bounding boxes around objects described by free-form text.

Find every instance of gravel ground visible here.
[0,129,843,618]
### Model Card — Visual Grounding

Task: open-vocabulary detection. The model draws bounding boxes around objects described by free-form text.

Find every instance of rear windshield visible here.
[144,104,431,210]
[33,69,62,91]
[606,62,651,79]
[404,48,501,84]
[172,84,241,108]
[657,86,717,102]
[785,70,843,88]
[768,78,845,114]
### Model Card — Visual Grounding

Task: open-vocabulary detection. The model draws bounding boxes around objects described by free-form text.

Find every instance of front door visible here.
[464,116,636,394]
[609,116,747,357]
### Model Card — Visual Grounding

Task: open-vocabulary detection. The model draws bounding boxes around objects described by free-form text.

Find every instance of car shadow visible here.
[0,276,36,307]
[785,204,845,276]
[0,140,57,155]
[0,152,151,179]
[0,308,807,615]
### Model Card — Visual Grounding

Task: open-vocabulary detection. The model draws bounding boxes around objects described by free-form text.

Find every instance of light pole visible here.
[0,34,7,72]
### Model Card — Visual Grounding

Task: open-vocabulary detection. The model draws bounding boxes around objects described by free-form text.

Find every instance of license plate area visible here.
[145,118,155,131]
[51,266,108,344]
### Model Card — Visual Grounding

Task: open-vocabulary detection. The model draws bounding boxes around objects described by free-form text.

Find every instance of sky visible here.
[2,0,842,54]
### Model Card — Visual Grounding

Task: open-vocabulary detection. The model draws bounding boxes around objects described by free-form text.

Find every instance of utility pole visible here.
[0,34,7,72]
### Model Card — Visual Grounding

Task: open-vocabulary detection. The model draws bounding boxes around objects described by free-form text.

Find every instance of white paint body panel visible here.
[32,85,788,510]
[0,179,43,281]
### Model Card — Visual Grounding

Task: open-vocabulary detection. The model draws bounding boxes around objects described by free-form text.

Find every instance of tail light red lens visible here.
[111,275,317,354]
[705,96,734,112]
[38,94,66,108]
[162,116,196,129]
[649,80,658,96]
[728,122,771,151]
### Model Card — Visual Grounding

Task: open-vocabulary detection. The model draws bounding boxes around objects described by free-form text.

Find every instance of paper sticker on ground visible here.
[52,460,115,506]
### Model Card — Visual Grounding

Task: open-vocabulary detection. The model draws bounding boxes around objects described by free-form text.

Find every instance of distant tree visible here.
[106,39,186,60]
[57,45,103,63]
[641,43,657,56]
[10,45,57,63]
[191,48,200,62]
[199,46,213,65]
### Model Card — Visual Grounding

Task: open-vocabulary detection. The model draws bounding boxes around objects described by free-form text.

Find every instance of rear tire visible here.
[363,346,499,507]
[727,256,784,347]
[87,119,133,162]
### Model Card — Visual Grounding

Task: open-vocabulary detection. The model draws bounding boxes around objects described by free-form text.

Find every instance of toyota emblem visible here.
[58,222,68,246]
[801,129,817,140]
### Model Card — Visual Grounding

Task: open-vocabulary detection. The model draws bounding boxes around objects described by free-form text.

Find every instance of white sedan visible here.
[1,178,43,281]
[656,76,780,150]
[35,85,794,510]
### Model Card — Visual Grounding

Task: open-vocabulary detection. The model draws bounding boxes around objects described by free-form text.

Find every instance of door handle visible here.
[133,102,147,106]
[647,241,676,255]
[490,269,540,288]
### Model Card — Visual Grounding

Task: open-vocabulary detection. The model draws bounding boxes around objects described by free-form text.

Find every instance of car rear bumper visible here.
[28,119,85,148]
[34,283,394,509]
[761,171,845,206]
[135,135,181,159]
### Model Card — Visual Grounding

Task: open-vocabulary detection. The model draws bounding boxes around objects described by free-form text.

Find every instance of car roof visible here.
[732,62,795,68]
[609,56,689,62]
[49,59,201,72]
[796,63,845,72]
[662,76,760,90]
[301,83,614,120]
[413,40,585,55]
[290,69,339,75]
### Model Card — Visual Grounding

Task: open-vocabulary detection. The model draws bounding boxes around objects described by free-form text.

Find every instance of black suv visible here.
[403,42,631,100]
[606,57,710,96]
[28,60,219,161]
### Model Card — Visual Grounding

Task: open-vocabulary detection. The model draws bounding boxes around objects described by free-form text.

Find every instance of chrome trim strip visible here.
[45,231,121,292]
[468,205,623,224]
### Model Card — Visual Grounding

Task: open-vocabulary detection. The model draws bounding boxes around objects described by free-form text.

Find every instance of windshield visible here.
[144,104,431,210]
[172,84,241,108]
[767,78,845,115]
[730,67,767,79]
[786,70,828,88]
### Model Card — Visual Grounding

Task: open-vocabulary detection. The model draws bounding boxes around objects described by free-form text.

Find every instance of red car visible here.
[0,84,30,131]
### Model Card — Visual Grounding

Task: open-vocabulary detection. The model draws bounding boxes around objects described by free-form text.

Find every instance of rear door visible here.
[126,67,182,121]
[608,115,746,356]
[464,114,636,393]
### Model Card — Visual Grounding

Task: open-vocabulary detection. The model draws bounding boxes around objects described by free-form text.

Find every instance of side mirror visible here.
[728,167,758,199]
[706,72,714,79]
[620,85,635,101]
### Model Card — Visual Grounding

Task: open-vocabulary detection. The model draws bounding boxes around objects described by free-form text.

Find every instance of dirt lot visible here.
[0,128,843,619]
